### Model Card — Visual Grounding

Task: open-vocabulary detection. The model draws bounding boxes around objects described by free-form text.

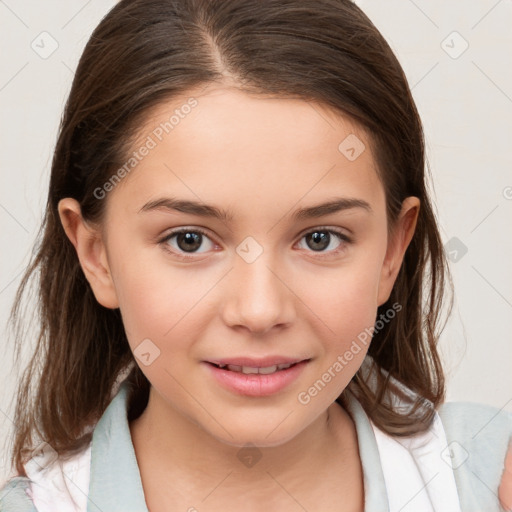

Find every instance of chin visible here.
[206,423,302,450]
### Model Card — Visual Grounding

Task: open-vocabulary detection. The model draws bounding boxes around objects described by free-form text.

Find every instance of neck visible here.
[129,386,363,509]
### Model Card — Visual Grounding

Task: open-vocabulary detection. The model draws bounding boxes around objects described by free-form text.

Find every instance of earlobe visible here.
[57,198,119,309]
[377,197,420,306]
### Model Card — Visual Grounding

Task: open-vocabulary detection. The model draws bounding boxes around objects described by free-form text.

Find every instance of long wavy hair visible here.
[6,0,453,477]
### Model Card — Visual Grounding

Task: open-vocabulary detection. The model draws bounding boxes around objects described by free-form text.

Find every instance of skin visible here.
[57,84,512,511]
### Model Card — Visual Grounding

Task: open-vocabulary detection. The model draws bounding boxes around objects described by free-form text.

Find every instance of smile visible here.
[204,360,310,396]
[210,362,297,374]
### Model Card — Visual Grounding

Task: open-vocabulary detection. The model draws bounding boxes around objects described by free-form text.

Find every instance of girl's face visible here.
[60,85,418,447]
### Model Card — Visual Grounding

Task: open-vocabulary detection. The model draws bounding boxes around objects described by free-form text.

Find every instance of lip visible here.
[205,356,309,367]
[202,359,310,397]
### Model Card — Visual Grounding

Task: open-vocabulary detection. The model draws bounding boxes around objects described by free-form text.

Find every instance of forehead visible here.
[107,85,385,220]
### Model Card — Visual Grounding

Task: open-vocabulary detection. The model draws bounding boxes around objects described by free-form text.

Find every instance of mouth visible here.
[203,358,311,397]
[207,361,303,375]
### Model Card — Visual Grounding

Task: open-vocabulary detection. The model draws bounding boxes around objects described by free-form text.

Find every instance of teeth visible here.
[220,363,294,374]
[241,366,261,374]
[258,365,278,375]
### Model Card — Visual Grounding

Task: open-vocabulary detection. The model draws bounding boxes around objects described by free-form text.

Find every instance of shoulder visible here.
[0,443,92,512]
[0,381,128,512]
[0,476,37,511]
[437,400,512,448]
[437,400,512,509]
[437,400,512,466]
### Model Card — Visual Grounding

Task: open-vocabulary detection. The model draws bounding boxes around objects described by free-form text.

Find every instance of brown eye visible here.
[175,231,203,252]
[305,231,331,251]
[297,228,351,255]
[160,228,216,258]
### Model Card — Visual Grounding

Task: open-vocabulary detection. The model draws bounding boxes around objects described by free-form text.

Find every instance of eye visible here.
[158,226,352,261]
[296,227,352,255]
[159,228,216,259]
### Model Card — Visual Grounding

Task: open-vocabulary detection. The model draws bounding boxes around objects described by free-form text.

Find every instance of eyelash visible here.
[158,226,352,261]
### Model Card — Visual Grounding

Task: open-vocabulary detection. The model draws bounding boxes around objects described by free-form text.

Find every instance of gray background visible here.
[1,0,511,485]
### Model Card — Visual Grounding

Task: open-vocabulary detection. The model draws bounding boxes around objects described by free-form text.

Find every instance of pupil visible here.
[308,231,329,251]
[178,232,202,252]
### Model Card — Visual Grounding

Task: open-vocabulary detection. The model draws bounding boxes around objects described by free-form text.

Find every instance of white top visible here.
[371,413,461,512]
[24,444,91,512]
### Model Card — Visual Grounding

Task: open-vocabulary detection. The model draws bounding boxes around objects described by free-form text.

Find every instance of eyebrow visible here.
[138,196,372,222]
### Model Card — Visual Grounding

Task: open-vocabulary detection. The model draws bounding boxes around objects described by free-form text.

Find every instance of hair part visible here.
[7,0,453,476]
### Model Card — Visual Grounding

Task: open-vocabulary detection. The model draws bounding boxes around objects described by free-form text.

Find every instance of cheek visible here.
[300,253,384,335]
[296,254,383,388]
[109,242,214,353]
[285,266,381,412]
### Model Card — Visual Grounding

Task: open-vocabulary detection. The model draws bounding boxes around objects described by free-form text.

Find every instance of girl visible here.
[1,0,511,511]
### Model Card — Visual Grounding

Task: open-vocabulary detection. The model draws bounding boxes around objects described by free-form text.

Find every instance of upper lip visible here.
[205,356,310,368]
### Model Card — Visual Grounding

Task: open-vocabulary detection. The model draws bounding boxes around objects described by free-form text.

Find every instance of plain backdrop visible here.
[1,0,511,485]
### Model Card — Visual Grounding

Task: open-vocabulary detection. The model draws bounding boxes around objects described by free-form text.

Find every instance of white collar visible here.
[371,412,461,511]
[357,355,462,511]
[24,443,91,512]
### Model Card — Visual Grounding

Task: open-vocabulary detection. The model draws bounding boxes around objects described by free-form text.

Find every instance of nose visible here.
[221,249,296,335]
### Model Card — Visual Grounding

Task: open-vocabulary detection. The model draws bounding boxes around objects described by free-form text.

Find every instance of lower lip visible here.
[203,360,310,397]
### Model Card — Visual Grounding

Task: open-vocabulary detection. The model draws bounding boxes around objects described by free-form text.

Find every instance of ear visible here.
[57,198,119,309]
[377,196,420,306]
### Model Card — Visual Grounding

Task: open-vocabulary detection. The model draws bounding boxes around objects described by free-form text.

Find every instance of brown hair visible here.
[6,0,453,477]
